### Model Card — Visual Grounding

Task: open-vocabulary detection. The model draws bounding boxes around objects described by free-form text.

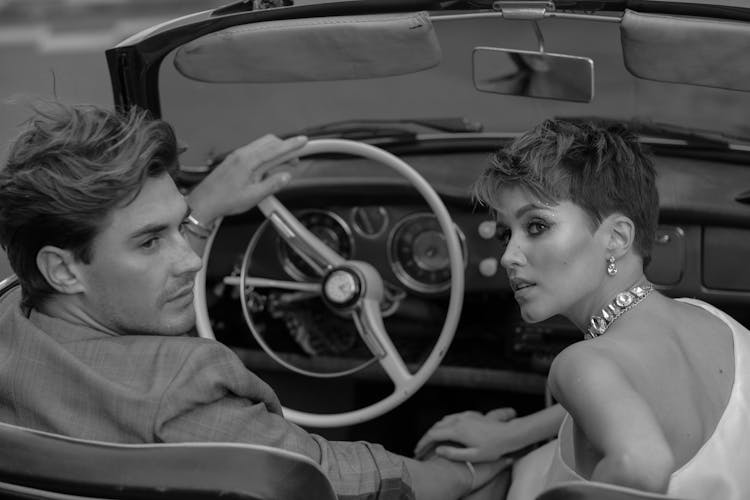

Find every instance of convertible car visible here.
[3,0,750,498]
[106,0,750,442]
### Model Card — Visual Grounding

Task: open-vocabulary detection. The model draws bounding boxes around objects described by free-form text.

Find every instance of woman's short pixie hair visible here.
[0,101,179,309]
[473,119,659,265]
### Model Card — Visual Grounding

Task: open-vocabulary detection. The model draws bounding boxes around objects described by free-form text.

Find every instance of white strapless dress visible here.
[507,298,750,500]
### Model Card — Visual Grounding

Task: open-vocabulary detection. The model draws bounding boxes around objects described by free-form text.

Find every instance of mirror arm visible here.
[494,1,551,51]
[493,0,555,20]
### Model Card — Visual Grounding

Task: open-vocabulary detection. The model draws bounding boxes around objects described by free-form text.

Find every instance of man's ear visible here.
[602,213,635,259]
[36,246,87,295]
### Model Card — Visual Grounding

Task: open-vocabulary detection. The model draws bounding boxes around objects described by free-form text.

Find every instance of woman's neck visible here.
[567,268,648,333]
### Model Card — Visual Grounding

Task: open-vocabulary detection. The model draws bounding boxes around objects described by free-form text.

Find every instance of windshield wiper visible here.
[195,117,483,175]
[557,116,741,149]
[282,117,484,143]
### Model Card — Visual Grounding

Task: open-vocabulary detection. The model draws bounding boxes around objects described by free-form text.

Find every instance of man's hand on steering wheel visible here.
[194,138,464,428]
[186,134,308,225]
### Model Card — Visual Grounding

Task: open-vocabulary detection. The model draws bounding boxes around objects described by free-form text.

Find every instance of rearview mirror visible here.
[472,47,594,103]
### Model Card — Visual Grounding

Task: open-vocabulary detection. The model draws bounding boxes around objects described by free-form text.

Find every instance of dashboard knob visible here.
[479,257,498,277]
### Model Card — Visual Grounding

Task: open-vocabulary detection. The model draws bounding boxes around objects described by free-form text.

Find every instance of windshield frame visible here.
[107,0,750,167]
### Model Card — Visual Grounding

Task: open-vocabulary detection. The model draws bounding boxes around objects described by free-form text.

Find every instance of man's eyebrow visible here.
[129,207,191,240]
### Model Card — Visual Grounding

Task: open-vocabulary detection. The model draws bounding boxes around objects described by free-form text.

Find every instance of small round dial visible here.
[279,210,353,280]
[351,206,389,238]
[388,213,465,294]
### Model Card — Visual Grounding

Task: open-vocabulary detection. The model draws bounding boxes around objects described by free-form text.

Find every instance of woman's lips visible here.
[510,278,535,298]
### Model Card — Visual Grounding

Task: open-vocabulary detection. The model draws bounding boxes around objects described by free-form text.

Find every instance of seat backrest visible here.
[0,417,336,500]
[536,481,689,500]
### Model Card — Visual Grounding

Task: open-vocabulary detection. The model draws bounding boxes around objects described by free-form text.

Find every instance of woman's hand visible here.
[186,134,307,225]
[414,408,520,462]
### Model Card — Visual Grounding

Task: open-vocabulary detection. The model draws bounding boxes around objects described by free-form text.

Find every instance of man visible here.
[0,101,507,499]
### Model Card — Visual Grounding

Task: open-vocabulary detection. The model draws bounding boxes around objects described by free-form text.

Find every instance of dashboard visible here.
[197,145,750,398]
[272,208,468,295]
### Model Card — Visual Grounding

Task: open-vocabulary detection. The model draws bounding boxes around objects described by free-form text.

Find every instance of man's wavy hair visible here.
[473,119,659,266]
[0,101,179,309]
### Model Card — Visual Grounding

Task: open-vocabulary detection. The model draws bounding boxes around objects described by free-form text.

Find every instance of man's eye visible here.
[179,220,189,234]
[141,237,160,249]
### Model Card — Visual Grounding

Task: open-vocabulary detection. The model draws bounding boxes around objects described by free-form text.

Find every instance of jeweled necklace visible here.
[585,282,654,340]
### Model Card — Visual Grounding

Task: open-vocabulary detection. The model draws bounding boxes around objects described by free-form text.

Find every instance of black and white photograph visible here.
[1,1,749,499]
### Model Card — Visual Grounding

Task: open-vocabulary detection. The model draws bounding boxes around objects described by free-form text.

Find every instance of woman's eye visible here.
[179,221,189,235]
[527,221,548,236]
[495,228,511,246]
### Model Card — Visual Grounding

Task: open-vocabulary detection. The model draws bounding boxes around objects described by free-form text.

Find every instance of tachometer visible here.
[387,213,465,294]
[279,210,354,280]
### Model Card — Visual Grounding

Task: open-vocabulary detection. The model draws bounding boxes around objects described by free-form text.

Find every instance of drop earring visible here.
[606,256,618,276]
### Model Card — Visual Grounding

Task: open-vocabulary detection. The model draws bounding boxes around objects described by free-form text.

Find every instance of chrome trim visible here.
[494,1,555,21]
[0,275,20,299]
[430,11,622,23]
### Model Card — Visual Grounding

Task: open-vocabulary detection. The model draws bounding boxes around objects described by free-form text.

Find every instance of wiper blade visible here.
[199,117,482,174]
[283,117,484,142]
[557,116,736,149]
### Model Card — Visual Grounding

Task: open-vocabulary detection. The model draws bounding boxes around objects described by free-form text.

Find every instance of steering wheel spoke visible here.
[258,196,345,273]
[223,275,321,293]
[353,298,413,388]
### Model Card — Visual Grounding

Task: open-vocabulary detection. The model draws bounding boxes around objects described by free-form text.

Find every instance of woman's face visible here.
[495,186,608,325]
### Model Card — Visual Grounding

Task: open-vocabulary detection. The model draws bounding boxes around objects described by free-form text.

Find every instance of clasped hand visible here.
[415,408,520,463]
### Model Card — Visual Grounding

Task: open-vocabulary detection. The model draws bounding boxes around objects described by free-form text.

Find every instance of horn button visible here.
[322,267,363,309]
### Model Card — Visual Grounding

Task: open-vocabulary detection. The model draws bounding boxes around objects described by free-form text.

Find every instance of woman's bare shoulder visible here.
[548,340,626,407]
[659,297,734,369]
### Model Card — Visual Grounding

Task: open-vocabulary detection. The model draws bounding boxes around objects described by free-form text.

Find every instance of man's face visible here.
[76,173,202,336]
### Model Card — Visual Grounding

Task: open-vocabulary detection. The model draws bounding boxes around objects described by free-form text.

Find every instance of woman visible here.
[415,119,750,499]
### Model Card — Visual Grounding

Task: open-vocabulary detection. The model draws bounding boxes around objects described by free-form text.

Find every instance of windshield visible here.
[158,11,750,167]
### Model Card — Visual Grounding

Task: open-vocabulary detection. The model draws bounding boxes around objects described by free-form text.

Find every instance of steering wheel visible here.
[194,139,464,428]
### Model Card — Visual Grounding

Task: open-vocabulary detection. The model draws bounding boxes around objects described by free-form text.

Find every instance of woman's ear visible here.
[36,246,86,295]
[602,213,635,259]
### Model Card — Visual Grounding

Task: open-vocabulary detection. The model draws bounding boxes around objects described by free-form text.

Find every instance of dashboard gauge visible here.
[387,213,466,294]
[279,210,354,280]
[351,206,389,238]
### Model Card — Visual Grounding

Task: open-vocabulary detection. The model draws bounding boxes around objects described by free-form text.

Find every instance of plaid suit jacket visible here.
[0,289,412,500]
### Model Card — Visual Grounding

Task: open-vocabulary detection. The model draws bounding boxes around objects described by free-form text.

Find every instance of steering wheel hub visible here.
[322,267,362,309]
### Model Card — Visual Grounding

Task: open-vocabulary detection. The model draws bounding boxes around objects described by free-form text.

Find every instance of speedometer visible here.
[387,213,465,294]
[279,210,354,280]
